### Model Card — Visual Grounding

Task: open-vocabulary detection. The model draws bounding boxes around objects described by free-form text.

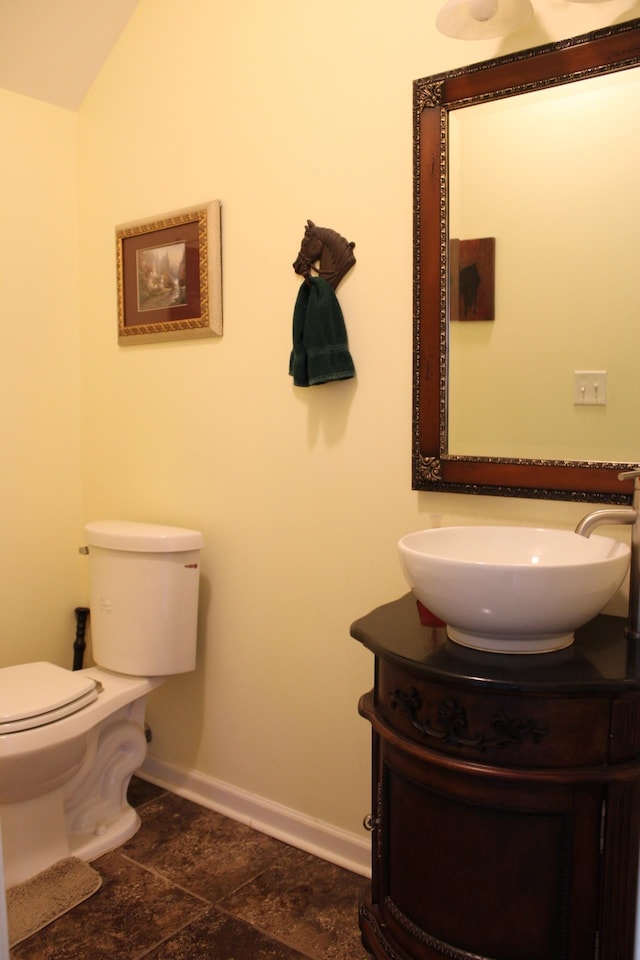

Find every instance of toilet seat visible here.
[0,662,100,734]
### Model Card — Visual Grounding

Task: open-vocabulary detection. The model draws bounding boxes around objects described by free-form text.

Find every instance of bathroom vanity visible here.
[353,595,640,960]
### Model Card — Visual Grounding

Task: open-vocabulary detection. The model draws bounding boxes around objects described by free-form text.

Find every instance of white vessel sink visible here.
[399,526,630,654]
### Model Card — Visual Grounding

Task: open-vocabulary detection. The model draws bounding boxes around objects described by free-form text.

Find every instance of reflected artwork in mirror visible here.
[413,18,640,503]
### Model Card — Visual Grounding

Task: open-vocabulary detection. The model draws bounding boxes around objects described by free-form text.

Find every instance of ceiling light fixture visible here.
[436,0,609,40]
[436,0,534,39]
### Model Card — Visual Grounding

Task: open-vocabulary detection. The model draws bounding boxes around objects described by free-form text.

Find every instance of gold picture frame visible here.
[116,200,222,344]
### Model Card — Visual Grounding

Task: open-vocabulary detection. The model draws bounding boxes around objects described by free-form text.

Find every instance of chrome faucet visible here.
[575,469,640,640]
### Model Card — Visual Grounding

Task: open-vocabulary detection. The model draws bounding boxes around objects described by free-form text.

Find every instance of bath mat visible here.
[7,856,102,947]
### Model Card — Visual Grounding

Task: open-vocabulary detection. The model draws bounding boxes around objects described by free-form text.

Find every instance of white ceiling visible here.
[0,0,141,110]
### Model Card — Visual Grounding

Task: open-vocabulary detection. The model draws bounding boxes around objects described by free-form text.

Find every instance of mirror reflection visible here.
[448,68,640,462]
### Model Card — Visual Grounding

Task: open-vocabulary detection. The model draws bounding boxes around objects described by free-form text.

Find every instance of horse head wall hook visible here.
[292,220,356,290]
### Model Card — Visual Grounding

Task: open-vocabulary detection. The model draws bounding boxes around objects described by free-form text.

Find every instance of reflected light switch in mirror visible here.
[574,370,607,406]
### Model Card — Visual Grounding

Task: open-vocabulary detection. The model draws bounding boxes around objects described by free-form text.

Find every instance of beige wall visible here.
[2,0,636,842]
[0,90,84,669]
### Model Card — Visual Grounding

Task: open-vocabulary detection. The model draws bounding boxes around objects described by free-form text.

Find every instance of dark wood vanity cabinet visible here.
[352,595,640,960]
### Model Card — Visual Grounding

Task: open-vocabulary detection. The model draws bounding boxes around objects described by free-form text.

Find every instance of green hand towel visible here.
[289,277,355,387]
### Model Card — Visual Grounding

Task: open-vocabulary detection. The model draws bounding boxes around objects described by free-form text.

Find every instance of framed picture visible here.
[116,201,222,344]
[449,237,495,322]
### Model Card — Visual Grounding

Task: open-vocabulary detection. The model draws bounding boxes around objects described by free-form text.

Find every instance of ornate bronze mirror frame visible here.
[413,18,640,503]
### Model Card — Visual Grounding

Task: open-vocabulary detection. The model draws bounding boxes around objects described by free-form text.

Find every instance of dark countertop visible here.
[350,593,640,694]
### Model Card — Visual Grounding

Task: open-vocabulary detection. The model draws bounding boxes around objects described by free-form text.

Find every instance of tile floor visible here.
[10,777,371,960]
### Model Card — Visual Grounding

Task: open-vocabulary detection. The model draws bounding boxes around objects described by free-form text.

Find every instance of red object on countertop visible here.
[416,599,446,628]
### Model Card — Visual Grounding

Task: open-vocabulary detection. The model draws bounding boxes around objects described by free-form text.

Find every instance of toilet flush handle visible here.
[79,546,89,555]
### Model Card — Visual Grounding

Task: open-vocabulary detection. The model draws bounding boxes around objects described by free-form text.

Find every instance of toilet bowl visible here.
[0,521,203,890]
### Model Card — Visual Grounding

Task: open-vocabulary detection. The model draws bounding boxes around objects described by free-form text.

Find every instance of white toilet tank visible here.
[84,521,204,677]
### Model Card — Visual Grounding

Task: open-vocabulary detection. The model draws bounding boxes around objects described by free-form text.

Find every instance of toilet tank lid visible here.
[84,520,204,553]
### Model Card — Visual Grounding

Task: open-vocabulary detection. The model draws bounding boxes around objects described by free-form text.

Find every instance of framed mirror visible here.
[413,18,640,504]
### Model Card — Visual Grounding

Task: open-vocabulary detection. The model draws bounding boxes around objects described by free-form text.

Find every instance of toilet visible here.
[0,520,203,890]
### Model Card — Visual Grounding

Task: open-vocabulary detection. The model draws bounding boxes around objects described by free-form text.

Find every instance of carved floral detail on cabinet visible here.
[388,686,550,752]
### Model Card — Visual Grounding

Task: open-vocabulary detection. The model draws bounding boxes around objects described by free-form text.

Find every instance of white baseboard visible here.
[138,755,371,879]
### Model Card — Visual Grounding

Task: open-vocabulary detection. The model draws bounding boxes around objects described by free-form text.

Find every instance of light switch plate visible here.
[574,370,607,406]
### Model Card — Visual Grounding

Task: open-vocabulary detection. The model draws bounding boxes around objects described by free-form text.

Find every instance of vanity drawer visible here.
[377,660,612,768]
